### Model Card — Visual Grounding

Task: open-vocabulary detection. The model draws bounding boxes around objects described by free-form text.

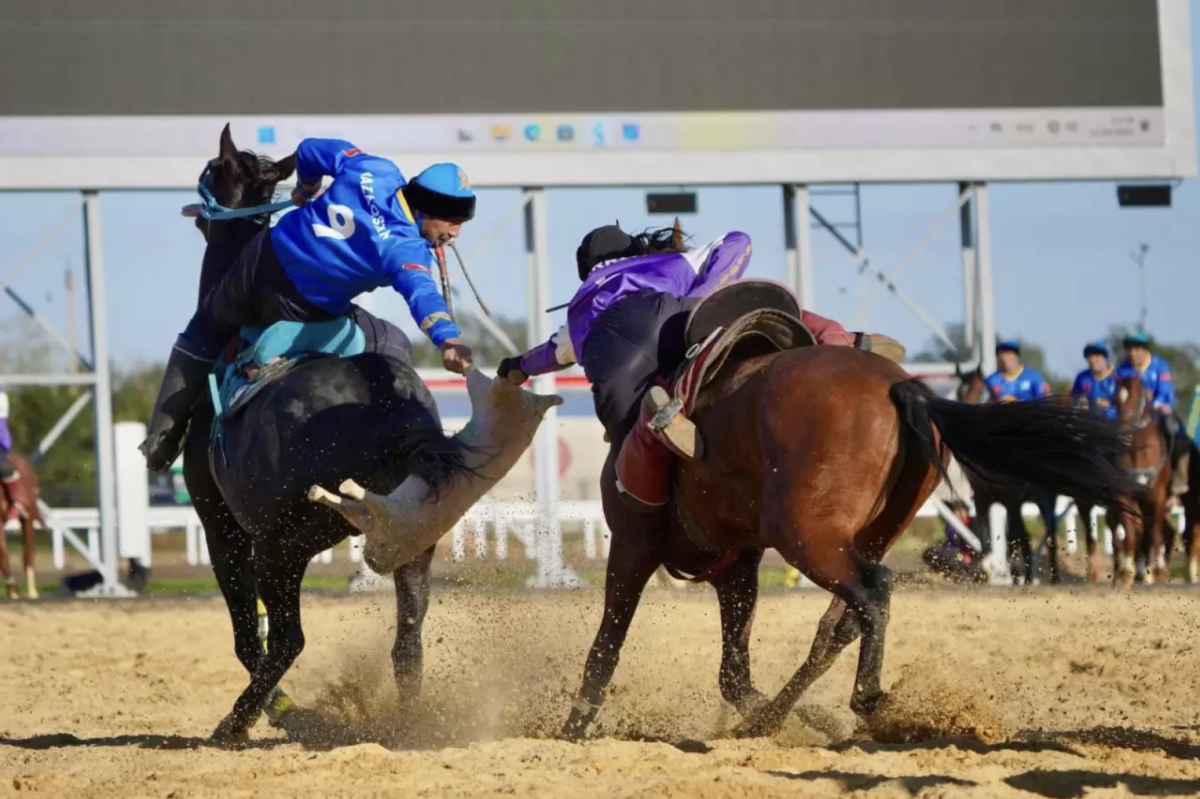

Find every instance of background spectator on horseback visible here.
[1117,330,1189,500]
[495,221,883,511]
[0,388,32,518]
[1070,339,1118,419]
[141,137,477,473]
[984,340,1051,403]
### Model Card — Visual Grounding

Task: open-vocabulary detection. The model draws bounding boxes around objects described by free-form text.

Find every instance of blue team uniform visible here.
[1070,367,1118,419]
[271,138,461,346]
[984,366,1052,402]
[1116,354,1175,412]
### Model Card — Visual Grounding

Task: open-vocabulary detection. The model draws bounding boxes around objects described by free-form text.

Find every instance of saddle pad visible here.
[242,317,366,367]
[670,309,814,415]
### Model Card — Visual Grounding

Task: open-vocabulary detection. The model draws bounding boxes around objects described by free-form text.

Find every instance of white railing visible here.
[33,496,1182,572]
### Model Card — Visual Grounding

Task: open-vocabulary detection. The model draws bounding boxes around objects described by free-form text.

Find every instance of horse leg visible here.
[21,511,37,599]
[711,548,767,716]
[1116,506,1139,589]
[563,450,663,741]
[1039,493,1059,585]
[0,512,15,599]
[1018,508,1035,585]
[1149,489,1170,584]
[391,545,436,711]
[205,514,263,678]
[1186,497,1200,584]
[212,549,307,745]
[734,595,860,737]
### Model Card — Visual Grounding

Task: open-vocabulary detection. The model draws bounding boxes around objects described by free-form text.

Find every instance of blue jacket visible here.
[270,138,460,346]
[1070,367,1118,419]
[1116,354,1176,412]
[984,366,1052,402]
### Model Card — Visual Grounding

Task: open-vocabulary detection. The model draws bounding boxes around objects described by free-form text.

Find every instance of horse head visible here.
[1115,371,1151,428]
[954,366,985,404]
[186,123,296,240]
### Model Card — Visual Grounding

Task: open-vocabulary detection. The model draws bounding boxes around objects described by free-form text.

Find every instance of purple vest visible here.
[519,232,753,375]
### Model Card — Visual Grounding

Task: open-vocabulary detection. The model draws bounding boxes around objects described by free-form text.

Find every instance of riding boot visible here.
[139,342,214,473]
[615,394,674,512]
[644,385,704,460]
[1,472,31,520]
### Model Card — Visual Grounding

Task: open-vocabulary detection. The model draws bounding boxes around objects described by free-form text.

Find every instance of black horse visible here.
[180,126,550,745]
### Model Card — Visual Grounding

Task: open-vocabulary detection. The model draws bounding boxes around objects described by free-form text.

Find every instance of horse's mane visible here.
[630,226,691,256]
[237,148,279,176]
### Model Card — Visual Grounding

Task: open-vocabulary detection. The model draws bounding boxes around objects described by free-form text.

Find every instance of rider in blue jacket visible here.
[984,340,1052,402]
[1070,340,1118,419]
[141,138,477,473]
[1117,330,1190,498]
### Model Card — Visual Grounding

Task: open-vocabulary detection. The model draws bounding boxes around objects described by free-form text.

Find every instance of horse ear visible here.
[265,154,296,183]
[671,217,684,249]
[218,123,240,177]
[954,363,963,378]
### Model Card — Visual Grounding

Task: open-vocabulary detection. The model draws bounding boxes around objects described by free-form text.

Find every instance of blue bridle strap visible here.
[196,169,298,223]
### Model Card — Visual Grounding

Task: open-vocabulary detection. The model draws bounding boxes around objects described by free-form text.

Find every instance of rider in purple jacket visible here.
[499,224,745,508]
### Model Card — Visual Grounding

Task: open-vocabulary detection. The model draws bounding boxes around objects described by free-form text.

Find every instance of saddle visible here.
[667,280,816,418]
[208,318,366,458]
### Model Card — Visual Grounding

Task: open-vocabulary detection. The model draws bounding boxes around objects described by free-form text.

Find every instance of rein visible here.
[196,168,297,223]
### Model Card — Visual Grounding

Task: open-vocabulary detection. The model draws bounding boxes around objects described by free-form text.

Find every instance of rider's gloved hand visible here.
[291,180,321,206]
[440,339,473,375]
[497,356,527,385]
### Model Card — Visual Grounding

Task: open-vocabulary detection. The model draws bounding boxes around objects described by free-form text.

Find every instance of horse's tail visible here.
[888,378,1141,514]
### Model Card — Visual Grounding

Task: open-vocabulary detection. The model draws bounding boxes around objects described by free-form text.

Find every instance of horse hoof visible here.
[264,688,297,728]
[733,706,786,739]
[732,690,771,718]
[210,716,252,749]
[850,689,883,719]
[561,701,602,743]
[1153,568,1171,585]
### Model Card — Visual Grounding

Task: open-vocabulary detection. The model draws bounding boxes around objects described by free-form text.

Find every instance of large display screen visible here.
[0,0,1193,188]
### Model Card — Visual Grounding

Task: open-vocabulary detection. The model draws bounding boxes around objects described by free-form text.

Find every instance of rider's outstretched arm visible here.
[386,244,462,347]
[517,326,577,377]
[294,138,362,189]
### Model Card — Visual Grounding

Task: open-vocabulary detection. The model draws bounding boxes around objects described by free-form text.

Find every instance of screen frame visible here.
[0,0,1192,189]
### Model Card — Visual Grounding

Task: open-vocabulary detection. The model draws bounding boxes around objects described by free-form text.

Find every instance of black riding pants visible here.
[0,449,14,481]
[181,229,412,363]
[580,290,697,444]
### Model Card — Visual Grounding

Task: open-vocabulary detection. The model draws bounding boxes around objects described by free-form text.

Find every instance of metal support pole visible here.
[523,188,574,589]
[82,191,124,596]
[974,184,997,376]
[783,185,815,310]
[958,182,977,360]
[30,390,92,465]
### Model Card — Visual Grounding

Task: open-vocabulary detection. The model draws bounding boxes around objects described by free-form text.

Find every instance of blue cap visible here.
[1083,339,1110,358]
[995,339,1021,356]
[404,163,476,221]
[1122,330,1152,348]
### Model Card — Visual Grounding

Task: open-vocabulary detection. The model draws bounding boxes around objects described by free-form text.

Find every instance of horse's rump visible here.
[212,352,454,539]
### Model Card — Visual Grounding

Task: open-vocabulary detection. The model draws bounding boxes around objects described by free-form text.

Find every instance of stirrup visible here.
[644,386,704,460]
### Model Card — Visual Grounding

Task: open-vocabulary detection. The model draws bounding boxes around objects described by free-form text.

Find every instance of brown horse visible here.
[953,367,1061,584]
[561,302,1138,740]
[1181,440,1200,583]
[0,453,44,599]
[1110,371,1173,586]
